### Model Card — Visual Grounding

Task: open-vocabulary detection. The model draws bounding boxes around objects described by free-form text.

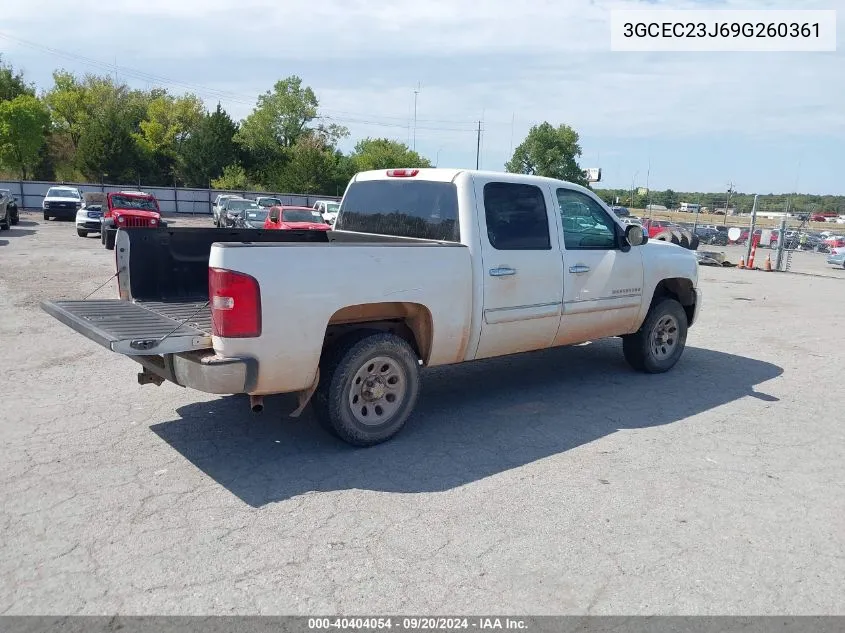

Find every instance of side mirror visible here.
[625,223,645,247]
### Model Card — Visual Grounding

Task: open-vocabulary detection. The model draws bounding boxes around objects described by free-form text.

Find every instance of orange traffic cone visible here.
[764,254,772,271]
[738,256,745,269]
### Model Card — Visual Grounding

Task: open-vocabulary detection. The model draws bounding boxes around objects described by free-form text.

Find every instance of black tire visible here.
[622,298,688,374]
[43,211,50,221]
[100,227,106,245]
[10,210,18,225]
[76,228,88,237]
[679,234,691,249]
[312,332,421,447]
[104,229,116,250]
[688,234,700,250]
[0,216,9,231]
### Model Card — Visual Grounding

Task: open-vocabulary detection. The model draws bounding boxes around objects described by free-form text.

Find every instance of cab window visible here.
[483,182,550,250]
[556,188,617,250]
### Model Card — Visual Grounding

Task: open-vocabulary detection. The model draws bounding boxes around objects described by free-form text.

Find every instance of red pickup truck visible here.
[101,191,167,250]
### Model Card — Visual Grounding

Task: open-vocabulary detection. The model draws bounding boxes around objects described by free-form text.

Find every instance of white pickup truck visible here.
[42,168,701,446]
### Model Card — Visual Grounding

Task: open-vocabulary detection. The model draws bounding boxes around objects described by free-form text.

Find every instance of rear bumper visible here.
[136,351,255,394]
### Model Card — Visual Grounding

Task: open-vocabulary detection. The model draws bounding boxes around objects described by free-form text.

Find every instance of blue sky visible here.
[2,0,844,194]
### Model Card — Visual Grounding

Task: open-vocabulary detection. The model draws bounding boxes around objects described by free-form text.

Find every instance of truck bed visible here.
[42,226,445,357]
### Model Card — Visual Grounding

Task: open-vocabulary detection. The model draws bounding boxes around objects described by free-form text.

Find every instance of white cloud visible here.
[3,0,844,170]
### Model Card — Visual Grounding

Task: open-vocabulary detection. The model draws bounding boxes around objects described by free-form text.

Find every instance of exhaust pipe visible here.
[249,395,264,413]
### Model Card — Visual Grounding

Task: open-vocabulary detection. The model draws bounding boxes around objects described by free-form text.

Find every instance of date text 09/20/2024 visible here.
[308,617,528,630]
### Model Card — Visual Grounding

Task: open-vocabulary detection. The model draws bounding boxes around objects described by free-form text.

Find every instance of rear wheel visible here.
[312,332,421,447]
[623,298,688,373]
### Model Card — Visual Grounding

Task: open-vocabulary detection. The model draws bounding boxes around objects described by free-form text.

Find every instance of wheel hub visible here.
[361,377,387,401]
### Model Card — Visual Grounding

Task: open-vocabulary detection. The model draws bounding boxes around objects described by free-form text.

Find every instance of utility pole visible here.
[725,181,735,216]
[509,112,515,157]
[412,82,420,152]
[475,121,483,169]
[645,160,651,219]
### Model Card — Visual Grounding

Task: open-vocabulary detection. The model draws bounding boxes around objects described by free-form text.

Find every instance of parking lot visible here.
[1,212,843,615]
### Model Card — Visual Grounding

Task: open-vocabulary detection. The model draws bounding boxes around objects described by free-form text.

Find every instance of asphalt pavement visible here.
[1,213,843,615]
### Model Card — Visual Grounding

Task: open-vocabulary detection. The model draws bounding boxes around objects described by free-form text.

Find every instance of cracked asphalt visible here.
[1,212,843,615]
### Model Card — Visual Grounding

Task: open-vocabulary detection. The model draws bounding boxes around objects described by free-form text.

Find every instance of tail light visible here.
[386,169,419,177]
[209,268,261,338]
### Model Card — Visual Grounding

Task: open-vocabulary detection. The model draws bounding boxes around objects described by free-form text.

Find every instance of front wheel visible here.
[623,298,688,373]
[43,211,50,221]
[76,228,88,237]
[312,332,421,447]
[104,229,116,250]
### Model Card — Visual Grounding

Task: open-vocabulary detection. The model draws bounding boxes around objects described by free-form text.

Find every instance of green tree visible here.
[211,164,259,191]
[0,95,50,179]
[661,189,678,209]
[135,92,205,183]
[349,137,432,171]
[505,122,588,186]
[236,76,318,152]
[0,56,35,101]
[177,103,240,187]
[274,134,343,194]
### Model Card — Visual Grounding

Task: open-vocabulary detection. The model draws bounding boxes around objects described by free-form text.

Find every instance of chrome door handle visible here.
[569,264,591,274]
[489,267,517,277]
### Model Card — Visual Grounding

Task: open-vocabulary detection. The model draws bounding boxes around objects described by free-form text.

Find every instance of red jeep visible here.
[101,191,167,250]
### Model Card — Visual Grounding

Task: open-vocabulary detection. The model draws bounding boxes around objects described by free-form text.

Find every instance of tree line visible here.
[592,188,845,215]
[0,56,432,194]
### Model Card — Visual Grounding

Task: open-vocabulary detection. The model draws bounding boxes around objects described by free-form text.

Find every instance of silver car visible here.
[826,250,845,269]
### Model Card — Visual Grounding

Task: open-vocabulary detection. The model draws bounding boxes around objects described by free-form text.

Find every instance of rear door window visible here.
[483,182,551,250]
[335,179,460,241]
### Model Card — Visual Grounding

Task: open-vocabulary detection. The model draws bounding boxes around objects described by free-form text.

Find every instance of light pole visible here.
[435,148,442,167]
[412,82,420,152]
[630,171,638,208]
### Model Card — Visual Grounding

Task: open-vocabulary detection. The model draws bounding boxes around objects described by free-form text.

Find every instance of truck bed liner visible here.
[41,299,212,355]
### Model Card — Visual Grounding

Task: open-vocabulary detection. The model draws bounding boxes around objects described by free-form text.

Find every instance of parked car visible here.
[219,199,263,228]
[314,200,341,225]
[43,186,83,220]
[826,250,845,269]
[233,207,270,229]
[254,196,283,209]
[41,167,701,447]
[610,205,630,217]
[75,204,104,237]
[265,206,331,231]
[0,189,19,225]
[101,191,166,250]
[0,190,13,230]
[212,194,239,226]
[823,235,845,250]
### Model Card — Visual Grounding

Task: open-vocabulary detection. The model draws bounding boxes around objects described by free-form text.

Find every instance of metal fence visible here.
[0,180,342,216]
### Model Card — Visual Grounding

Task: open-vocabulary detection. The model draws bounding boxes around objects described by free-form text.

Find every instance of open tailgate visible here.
[41,299,212,356]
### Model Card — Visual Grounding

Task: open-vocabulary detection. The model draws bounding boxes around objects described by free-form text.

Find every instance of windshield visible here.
[111,195,157,210]
[335,180,460,242]
[257,198,282,208]
[245,209,269,222]
[47,188,80,199]
[325,202,340,213]
[283,209,324,223]
[227,200,261,212]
